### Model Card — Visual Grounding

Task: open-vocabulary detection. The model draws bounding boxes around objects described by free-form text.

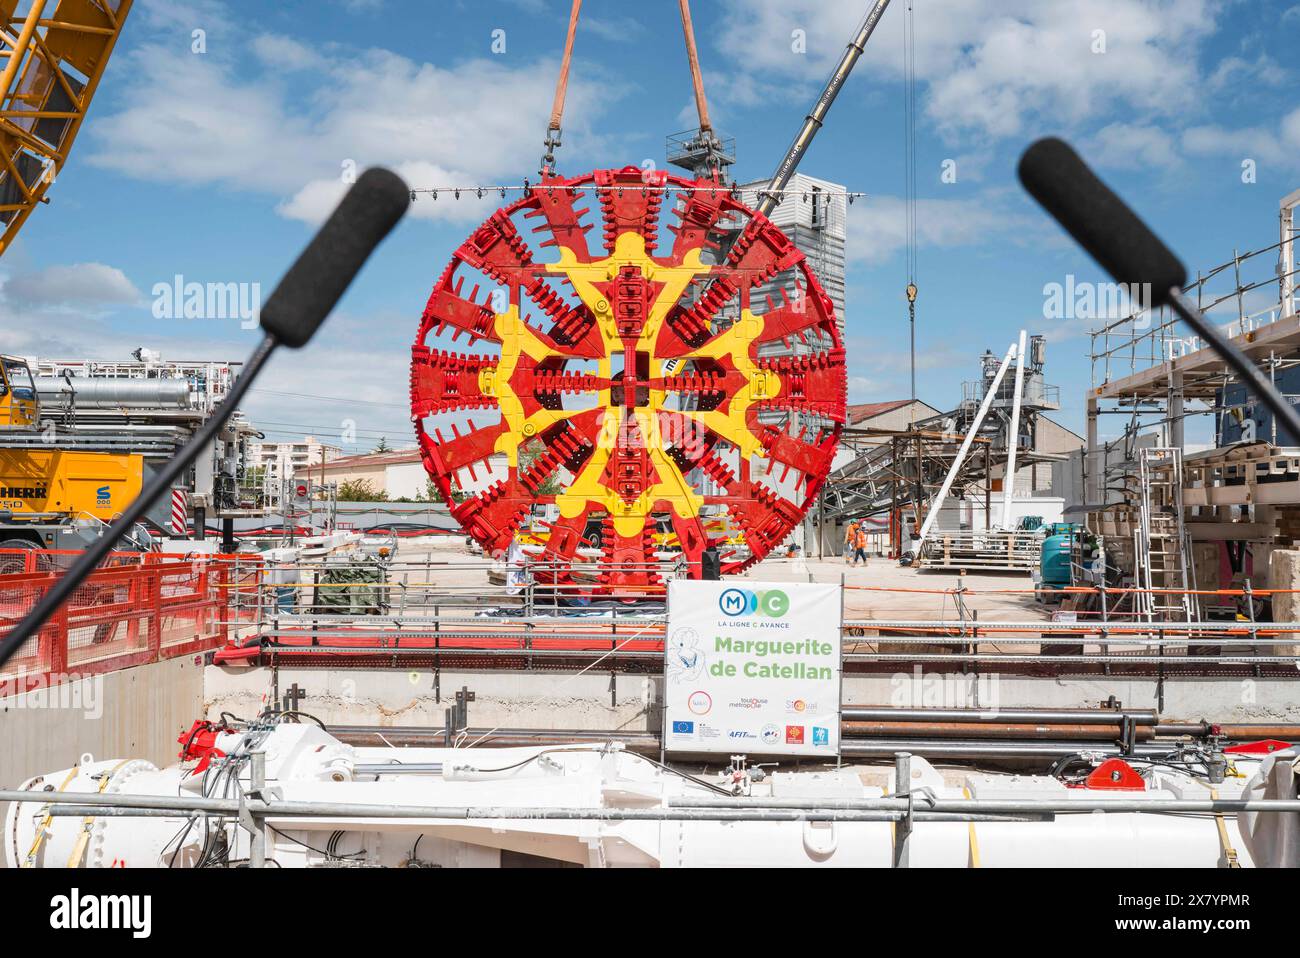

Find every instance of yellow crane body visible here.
[0,448,141,521]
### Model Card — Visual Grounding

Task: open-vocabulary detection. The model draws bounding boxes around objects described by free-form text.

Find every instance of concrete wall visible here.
[203,666,661,735]
[320,460,390,494]
[1015,415,1084,495]
[202,664,1300,737]
[859,670,1300,721]
[0,656,205,789]
[386,461,430,500]
[1034,416,1085,456]
[1269,549,1300,658]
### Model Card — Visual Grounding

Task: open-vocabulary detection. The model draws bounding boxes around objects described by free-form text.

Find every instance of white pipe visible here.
[914,340,1017,551]
[1000,329,1027,528]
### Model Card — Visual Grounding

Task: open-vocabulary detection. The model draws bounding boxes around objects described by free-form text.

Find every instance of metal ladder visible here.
[1134,446,1198,623]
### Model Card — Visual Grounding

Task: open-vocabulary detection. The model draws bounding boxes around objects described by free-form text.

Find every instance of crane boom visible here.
[756,0,891,217]
[0,0,134,256]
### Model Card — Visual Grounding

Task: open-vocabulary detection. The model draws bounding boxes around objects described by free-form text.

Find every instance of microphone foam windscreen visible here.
[1017,137,1186,306]
[260,167,410,348]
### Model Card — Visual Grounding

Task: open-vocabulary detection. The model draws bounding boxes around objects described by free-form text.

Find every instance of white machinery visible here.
[7,722,1295,868]
[3,351,275,536]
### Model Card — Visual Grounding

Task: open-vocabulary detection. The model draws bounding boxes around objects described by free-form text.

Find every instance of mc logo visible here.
[719,587,789,618]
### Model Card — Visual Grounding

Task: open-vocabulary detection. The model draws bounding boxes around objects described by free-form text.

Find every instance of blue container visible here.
[1040,533,1073,589]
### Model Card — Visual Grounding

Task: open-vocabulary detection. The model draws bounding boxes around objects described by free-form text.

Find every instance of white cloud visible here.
[2,263,142,308]
[1207,53,1288,92]
[715,0,1224,142]
[846,375,883,402]
[89,19,625,223]
[1086,121,1182,171]
[248,313,417,444]
[846,192,1035,265]
[251,34,327,72]
[0,282,416,446]
[583,16,647,43]
[1181,107,1300,169]
[136,0,230,32]
[277,161,506,226]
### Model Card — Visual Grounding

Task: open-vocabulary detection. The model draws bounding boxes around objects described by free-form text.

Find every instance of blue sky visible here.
[3,0,1299,453]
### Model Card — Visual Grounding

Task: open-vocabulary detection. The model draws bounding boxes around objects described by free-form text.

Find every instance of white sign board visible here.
[663,580,842,757]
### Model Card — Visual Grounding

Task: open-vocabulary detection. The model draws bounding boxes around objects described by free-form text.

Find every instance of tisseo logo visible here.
[687,690,712,715]
[718,587,790,618]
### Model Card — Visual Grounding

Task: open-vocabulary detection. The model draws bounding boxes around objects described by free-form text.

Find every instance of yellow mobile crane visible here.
[0,354,142,563]
[1,0,134,256]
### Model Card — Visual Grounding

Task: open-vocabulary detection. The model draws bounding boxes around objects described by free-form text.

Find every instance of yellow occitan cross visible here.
[476,231,779,537]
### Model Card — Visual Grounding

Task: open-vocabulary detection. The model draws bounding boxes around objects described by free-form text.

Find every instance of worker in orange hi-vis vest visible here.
[851,524,870,567]
[843,519,859,564]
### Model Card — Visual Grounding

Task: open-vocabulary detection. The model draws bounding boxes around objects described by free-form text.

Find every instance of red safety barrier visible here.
[0,550,261,689]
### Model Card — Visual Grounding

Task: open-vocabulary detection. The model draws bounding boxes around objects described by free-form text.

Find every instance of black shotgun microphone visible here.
[0,168,411,668]
[261,167,411,348]
[1018,137,1187,305]
[1017,136,1300,442]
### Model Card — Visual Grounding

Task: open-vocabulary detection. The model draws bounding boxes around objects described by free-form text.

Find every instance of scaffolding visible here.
[1086,195,1300,509]
[1081,188,1300,602]
[820,336,1062,560]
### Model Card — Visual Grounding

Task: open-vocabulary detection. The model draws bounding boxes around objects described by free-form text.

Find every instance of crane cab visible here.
[0,355,39,431]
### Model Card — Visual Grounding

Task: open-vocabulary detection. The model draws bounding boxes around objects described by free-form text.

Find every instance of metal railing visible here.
[8,550,1300,677]
[0,549,261,684]
[1090,237,1300,387]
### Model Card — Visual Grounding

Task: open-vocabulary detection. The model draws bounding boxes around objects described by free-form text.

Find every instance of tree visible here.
[520,439,563,496]
[426,478,467,505]
[337,478,389,502]
[373,436,391,453]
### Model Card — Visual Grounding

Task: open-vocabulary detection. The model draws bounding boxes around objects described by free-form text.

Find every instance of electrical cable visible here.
[267,823,364,861]
[0,167,409,671]
[903,0,918,415]
[625,751,734,797]
[260,708,328,730]
[247,389,409,409]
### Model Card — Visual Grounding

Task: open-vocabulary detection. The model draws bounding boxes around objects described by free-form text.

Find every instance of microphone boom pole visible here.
[0,168,410,669]
[1017,137,1300,443]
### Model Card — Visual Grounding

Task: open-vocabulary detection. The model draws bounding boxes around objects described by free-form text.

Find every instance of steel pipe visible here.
[35,377,194,409]
[842,721,1156,741]
[248,643,1300,666]
[38,804,1046,824]
[353,763,445,775]
[841,706,1159,725]
[841,618,1300,633]
[1166,723,1300,740]
[334,727,661,751]
[670,796,1300,814]
[840,738,1180,759]
[5,790,1297,820]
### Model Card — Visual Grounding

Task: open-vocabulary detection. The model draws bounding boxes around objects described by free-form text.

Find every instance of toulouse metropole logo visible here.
[719,587,790,618]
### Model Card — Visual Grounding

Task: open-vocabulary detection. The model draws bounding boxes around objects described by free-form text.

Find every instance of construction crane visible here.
[0,350,270,563]
[0,0,134,257]
[755,0,892,218]
[0,353,142,566]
